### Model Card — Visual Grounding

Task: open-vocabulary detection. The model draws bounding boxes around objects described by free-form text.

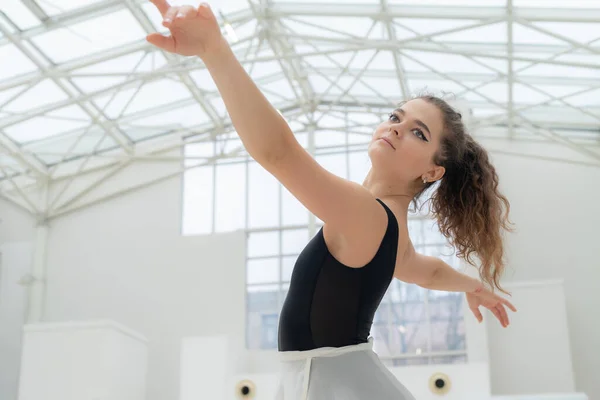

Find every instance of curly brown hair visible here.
[409,94,513,294]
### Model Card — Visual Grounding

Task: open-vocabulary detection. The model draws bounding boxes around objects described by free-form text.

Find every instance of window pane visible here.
[421,219,446,244]
[282,255,297,282]
[315,129,347,148]
[260,313,279,349]
[348,151,370,184]
[282,187,308,226]
[429,292,466,352]
[247,258,279,285]
[185,141,214,167]
[215,163,246,232]
[295,132,308,148]
[248,162,279,228]
[182,166,213,235]
[316,153,347,179]
[246,284,279,349]
[391,299,429,355]
[247,231,279,258]
[282,229,309,254]
[430,355,467,364]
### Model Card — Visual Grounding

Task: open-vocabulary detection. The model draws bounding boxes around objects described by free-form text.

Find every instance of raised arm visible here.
[398,251,481,292]
[398,246,516,327]
[147,1,387,245]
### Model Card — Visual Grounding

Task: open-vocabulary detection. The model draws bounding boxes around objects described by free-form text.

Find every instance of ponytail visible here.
[413,95,512,293]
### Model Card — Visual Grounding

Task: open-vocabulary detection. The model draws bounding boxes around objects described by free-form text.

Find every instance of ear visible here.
[424,165,445,183]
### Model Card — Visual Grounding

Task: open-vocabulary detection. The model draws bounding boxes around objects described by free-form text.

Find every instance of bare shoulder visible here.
[323,199,403,269]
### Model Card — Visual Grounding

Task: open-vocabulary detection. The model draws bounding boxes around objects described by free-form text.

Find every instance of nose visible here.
[390,124,401,136]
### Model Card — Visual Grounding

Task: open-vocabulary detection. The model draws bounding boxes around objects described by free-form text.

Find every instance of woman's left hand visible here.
[147,1,225,58]
[466,287,517,328]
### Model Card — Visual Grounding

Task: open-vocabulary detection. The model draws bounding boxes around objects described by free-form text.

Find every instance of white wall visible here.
[0,198,36,400]
[41,169,246,400]
[3,139,599,400]
[0,242,33,400]
[484,142,600,399]
[486,280,575,395]
[0,198,36,245]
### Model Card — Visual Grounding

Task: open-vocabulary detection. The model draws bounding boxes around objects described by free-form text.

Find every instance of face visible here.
[368,98,446,184]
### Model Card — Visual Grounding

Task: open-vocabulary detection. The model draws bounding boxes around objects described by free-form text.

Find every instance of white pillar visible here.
[26,223,49,323]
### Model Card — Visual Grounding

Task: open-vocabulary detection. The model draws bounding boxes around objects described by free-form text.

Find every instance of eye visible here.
[412,128,428,142]
[388,113,399,122]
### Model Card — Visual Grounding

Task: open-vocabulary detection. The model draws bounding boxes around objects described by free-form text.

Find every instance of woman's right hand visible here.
[467,286,517,328]
[146,1,226,58]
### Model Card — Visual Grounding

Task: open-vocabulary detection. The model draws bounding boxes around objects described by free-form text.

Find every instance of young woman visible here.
[147,2,516,399]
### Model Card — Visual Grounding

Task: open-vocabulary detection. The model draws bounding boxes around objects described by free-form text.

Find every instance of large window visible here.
[183,111,466,364]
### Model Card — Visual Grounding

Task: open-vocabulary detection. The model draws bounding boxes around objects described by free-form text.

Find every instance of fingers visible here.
[146,33,176,53]
[177,5,199,20]
[163,5,198,27]
[150,0,170,15]
[496,304,509,327]
[163,7,179,26]
[470,305,483,323]
[490,306,505,327]
[502,298,517,313]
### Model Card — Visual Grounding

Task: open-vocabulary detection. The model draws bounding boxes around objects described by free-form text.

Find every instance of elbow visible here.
[413,263,440,289]
[425,264,440,287]
[254,133,295,167]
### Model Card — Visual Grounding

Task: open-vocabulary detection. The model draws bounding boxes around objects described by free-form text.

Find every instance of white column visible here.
[26,223,49,323]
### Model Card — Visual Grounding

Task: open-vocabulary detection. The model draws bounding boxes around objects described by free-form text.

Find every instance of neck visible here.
[362,169,414,213]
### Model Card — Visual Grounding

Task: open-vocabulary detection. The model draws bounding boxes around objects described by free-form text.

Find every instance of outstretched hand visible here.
[146,1,225,57]
[467,287,517,328]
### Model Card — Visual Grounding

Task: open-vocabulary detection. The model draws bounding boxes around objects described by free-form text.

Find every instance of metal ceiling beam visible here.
[0,13,133,154]
[20,0,49,21]
[124,0,224,129]
[10,92,599,161]
[251,0,316,115]
[0,132,47,177]
[1,0,599,206]
[46,145,247,220]
[0,0,253,47]
[381,0,409,99]
[507,0,514,138]
[3,39,597,93]
[267,3,600,22]
[6,57,600,134]
[274,36,600,70]
[5,2,599,50]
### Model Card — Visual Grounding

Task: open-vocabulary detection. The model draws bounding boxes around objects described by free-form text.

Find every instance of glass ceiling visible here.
[1,0,600,211]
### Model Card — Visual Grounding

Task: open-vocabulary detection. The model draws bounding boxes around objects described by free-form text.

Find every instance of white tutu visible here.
[275,338,416,400]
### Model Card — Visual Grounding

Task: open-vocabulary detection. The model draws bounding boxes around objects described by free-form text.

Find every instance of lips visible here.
[380,137,395,149]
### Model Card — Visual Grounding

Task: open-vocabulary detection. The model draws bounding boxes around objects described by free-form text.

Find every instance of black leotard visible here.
[278,198,399,351]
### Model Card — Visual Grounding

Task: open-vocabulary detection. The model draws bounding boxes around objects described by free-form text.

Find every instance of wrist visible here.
[199,36,232,66]
[470,279,484,294]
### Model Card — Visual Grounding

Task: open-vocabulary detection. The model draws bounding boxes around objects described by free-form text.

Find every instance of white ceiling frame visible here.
[1,1,599,217]
[251,0,316,118]
[0,15,134,154]
[267,3,600,22]
[20,0,49,22]
[46,144,247,220]
[124,0,224,131]
[0,132,47,177]
[397,50,600,164]
[0,164,40,214]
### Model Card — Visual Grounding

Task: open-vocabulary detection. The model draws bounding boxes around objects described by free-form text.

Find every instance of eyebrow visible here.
[395,108,432,140]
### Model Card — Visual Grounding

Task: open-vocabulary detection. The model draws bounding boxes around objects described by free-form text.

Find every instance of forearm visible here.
[419,259,482,293]
[201,39,294,164]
